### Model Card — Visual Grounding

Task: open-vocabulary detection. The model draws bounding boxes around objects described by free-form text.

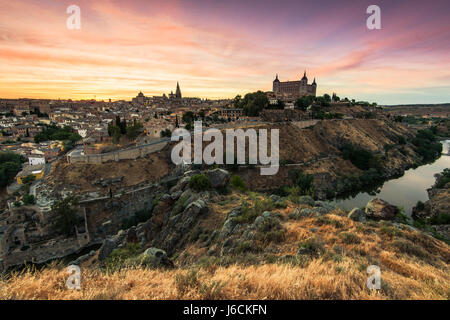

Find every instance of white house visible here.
[77,129,88,138]
[28,155,46,166]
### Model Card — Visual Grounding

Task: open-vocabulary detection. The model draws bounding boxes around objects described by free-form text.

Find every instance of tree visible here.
[295,96,314,111]
[235,91,269,116]
[21,175,36,184]
[160,129,171,137]
[34,124,81,143]
[23,194,35,205]
[0,152,25,187]
[233,95,242,108]
[52,196,79,236]
[182,111,195,125]
[126,122,143,140]
[110,125,121,144]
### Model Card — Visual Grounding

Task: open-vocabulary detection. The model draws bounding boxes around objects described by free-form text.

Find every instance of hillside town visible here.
[0,74,448,301]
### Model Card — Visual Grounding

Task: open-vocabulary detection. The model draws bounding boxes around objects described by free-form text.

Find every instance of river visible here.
[333,140,450,215]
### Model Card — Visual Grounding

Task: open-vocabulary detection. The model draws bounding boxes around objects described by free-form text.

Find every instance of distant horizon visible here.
[1,0,450,104]
[2,93,450,107]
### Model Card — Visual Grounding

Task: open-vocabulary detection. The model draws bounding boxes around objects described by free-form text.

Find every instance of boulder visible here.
[98,239,118,261]
[269,195,281,202]
[348,208,366,222]
[139,247,174,268]
[205,168,230,189]
[126,226,138,243]
[365,198,398,220]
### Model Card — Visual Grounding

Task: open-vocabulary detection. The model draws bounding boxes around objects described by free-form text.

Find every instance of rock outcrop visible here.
[365,198,398,220]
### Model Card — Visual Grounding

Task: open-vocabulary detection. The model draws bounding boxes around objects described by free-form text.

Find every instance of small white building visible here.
[284,102,295,109]
[77,129,88,138]
[28,155,46,166]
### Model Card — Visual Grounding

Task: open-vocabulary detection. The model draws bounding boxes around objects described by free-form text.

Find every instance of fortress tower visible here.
[272,71,317,100]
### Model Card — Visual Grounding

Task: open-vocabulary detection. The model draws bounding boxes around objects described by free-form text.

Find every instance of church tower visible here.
[175,82,182,99]
[300,70,308,85]
[273,74,280,93]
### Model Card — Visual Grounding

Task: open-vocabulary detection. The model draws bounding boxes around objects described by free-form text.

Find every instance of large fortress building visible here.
[272,71,317,100]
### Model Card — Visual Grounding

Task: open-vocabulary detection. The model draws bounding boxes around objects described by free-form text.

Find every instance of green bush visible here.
[430,213,450,225]
[22,194,35,205]
[340,144,380,171]
[289,169,314,195]
[298,236,325,256]
[339,232,361,244]
[189,174,211,191]
[34,124,81,143]
[392,239,429,260]
[435,169,450,189]
[0,151,26,187]
[416,201,425,211]
[411,129,442,162]
[104,243,143,271]
[230,175,247,191]
[234,198,274,224]
[397,136,406,145]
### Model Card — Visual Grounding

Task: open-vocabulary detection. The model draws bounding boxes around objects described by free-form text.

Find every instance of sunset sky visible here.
[1,0,450,104]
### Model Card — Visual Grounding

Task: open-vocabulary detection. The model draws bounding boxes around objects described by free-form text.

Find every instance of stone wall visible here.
[67,141,168,164]
[260,109,310,122]
[80,184,158,238]
[0,184,160,271]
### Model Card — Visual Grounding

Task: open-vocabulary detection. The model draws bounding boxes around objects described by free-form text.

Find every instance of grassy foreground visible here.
[1,206,448,300]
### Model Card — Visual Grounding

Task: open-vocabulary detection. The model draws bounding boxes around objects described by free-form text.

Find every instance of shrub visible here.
[21,175,36,184]
[255,216,285,243]
[435,169,450,189]
[380,225,402,238]
[52,196,79,236]
[316,216,343,228]
[416,201,425,211]
[230,175,247,191]
[234,198,274,224]
[298,236,325,257]
[397,136,406,145]
[0,151,26,188]
[175,270,200,294]
[189,174,211,191]
[392,239,429,260]
[339,232,360,244]
[430,213,450,225]
[22,194,35,205]
[289,170,314,195]
[411,129,442,162]
[340,144,380,171]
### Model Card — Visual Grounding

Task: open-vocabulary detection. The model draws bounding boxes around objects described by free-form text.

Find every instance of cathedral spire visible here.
[175,82,182,99]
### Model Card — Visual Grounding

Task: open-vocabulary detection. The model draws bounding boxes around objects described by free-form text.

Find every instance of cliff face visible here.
[412,170,450,240]
[240,119,420,197]
[413,171,450,220]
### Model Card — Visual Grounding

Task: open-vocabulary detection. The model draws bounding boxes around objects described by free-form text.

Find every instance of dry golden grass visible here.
[0,256,448,300]
[1,193,448,300]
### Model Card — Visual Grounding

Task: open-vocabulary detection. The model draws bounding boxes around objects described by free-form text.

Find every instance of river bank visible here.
[333,140,450,215]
